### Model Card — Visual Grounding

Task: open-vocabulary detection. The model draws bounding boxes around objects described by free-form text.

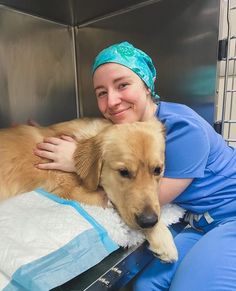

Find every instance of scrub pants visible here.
[133,200,236,291]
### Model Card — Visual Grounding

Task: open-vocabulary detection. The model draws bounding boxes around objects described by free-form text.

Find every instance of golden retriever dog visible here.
[0,117,177,262]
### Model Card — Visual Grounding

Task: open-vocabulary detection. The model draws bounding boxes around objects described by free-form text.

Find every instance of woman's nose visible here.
[107,91,122,108]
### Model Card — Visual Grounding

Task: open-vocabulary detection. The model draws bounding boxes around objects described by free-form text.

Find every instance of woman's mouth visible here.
[110,108,130,117]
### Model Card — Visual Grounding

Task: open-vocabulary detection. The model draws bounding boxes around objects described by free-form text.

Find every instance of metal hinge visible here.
[218,38,228,60]
[213,121,222,134]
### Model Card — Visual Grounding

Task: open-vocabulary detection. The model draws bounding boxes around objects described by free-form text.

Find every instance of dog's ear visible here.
[74,136,102,191]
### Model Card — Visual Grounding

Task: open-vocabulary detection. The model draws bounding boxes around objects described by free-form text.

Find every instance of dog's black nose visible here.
[135,211,158,228]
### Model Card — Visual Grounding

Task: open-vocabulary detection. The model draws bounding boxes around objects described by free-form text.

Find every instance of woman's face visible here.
[93,63,155,124]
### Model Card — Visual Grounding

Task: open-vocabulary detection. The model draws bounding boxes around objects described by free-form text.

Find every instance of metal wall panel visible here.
[0,0,154,25]
[0,6,77,128]
[0,0,221,127]
[76,0,220,124]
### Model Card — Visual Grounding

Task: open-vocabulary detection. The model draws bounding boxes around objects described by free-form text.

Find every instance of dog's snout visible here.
[135,211,158,228]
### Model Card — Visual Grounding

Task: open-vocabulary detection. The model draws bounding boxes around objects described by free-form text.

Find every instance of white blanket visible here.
[0,189,185,291]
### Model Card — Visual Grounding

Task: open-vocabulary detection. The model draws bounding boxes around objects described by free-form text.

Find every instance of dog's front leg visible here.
[144,221,178,263]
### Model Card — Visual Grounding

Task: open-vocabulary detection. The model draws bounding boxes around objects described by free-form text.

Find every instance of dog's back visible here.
[0,125,49,199]
[0,118,110,200]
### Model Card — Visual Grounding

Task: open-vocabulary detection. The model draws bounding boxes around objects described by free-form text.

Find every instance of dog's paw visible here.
[145,221,178,263]
[149,240,178,263]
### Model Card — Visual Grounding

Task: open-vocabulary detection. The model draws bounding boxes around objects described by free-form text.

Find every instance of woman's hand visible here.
[34,135,77,172]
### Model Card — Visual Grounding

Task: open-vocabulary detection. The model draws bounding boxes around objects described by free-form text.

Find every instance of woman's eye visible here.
[153,167,162,176]
[118,83,128,89]
[97,91,107,98]
[118,168,131,178]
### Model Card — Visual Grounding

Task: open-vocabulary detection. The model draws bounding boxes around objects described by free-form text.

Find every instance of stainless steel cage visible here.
[218,0,236,146]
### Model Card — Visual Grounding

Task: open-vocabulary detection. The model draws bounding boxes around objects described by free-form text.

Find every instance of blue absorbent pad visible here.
[0,189,119,291]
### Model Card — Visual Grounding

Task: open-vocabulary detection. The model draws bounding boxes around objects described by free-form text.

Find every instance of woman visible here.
[34,41,236,290]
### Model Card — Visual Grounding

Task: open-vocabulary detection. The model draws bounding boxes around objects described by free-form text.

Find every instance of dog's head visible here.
[74,118,165,230]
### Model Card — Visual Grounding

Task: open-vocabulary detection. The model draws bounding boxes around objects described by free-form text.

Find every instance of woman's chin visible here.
[106,108,141,124]
[110,115,140,124]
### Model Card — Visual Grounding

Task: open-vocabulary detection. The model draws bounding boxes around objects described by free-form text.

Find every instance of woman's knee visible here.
[133,272,167,291]
[133,227,202,291]
[170,220,236,291]
[133,259,177,291]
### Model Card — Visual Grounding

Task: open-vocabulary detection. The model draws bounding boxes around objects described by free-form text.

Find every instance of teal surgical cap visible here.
[92,41,160,101]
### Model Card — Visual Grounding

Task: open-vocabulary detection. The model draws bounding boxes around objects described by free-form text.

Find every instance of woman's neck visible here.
[143,101,158,121]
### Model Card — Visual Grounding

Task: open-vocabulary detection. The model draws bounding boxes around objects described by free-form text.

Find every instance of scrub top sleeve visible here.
[163,117,210,178]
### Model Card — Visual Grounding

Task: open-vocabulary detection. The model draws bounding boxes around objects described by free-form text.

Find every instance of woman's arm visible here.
[159,177,193,206]
[34,135,77,172]
[34,135,193,204]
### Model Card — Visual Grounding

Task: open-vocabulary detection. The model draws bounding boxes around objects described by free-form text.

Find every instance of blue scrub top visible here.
[156,101,236,213]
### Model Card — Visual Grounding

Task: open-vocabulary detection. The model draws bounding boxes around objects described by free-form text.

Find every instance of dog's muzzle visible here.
[135,211,158,228]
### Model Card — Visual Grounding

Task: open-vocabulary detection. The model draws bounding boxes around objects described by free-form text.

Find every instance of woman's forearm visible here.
[159,177,193,206]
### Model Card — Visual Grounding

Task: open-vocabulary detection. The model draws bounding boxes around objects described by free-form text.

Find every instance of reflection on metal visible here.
[71,26,80,117]
[0,5,77,127]
[78,0,162,28]
[53,243,153,291]
[0,0,153,26]
[77,0,220,124]
[0,0,221,127]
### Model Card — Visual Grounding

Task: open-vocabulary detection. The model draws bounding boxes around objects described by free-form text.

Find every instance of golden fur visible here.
[0,117,177,262]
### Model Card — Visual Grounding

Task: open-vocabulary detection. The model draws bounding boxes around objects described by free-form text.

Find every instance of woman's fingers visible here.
[36,162,60,170]
[36,136,67,152]
[34,149,55,160]
[42,137,62,145]
[60,135,75,142]
[34,135,77,172]
[36,137,75,152]
[36,142,56,152]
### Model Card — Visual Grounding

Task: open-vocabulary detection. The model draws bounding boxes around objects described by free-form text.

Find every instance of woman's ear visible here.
[74,136,103,191]
[146,88,152,96]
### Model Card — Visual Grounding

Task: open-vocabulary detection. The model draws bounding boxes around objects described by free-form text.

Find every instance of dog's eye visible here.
[118,169,131,178]
[153,167,162,176]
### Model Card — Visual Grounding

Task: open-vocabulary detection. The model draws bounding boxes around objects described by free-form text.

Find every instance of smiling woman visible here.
[92,41,159,124]
[93,63,156,124]
[34,41,236,291]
